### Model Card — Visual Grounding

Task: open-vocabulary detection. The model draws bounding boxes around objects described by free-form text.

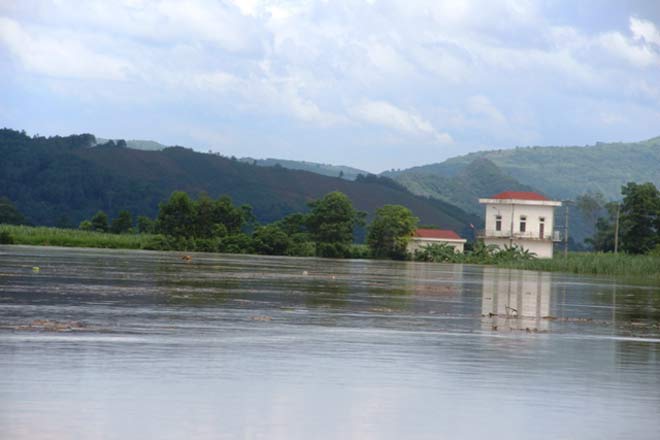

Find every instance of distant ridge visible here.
[239,157,368,181]
[0,129,480,236]
[96,138,169,151]
[385,136,660,202]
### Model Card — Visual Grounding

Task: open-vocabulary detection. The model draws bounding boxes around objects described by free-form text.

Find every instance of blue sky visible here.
[1,0,659,172]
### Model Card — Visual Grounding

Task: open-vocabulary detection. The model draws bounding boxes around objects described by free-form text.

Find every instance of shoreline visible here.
[2,224,659,283]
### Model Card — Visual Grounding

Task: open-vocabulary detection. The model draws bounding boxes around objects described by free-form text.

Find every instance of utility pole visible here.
[564,202,570,258]
[614,203,620,254]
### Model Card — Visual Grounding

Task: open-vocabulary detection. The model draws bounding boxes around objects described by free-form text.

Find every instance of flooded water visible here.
[1,245,659,440]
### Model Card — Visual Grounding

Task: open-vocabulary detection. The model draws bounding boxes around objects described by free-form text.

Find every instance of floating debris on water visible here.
[12,319,88,332]
[251,316,272,322]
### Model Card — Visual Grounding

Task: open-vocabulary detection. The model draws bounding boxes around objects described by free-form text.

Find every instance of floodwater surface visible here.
[1,245,659,439]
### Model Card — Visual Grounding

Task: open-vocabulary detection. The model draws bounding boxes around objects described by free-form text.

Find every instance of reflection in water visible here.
[0,246,659,440]
[481,267,552,331]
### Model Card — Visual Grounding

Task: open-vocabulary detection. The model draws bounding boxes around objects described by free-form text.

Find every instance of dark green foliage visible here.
[0,128,477,231]
[0,230,14,244]
[585,202,619,252]
[219,233,253,254]
[274,213,308,235]
[136,215,155,234]
[367,205,418,259]
[620,182,660,254]
[91,211,109,232]
[307,191,366,257]
[0,197,28,225]
[110,210,132,234]
[79,220,93,231]
[252,224,291,255]
[158,192,195,237]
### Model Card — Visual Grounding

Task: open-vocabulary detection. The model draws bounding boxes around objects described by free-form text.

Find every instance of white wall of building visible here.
[479,198,561,259]
[483,203,556,239]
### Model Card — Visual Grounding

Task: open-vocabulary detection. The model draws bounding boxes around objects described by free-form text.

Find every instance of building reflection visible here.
[481,267,552,331]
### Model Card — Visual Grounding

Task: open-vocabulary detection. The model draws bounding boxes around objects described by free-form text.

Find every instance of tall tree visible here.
[91,211,109,232]
[0,197,28,225]
[585,202,619,252]
[158,192,195,237]
[110,210,132,234]
[306,191,365,257]
[620,182,660,254]
[367,205,419,259]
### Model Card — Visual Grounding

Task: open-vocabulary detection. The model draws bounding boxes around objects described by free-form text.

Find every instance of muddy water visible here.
[1,245,659,439]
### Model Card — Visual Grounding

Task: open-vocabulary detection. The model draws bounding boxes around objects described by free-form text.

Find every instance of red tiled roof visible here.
[413,228,462,240]
[490,191,549,201]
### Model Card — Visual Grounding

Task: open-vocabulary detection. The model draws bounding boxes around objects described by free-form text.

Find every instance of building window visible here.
[520,215,527,233]
[495,215,502,231]
[539,217,545,238]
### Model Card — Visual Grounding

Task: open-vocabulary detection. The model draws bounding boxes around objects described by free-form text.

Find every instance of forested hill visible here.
[385,136,660,201]
[385,157,538,216]
[239,157,367,181]
[0,129,479,234]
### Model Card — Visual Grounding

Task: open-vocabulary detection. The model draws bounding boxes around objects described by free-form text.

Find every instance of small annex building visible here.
[478,191,562,258]
[407,228,467,254]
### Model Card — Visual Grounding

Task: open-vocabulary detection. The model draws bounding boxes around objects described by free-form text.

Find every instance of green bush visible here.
[0,230,15,244]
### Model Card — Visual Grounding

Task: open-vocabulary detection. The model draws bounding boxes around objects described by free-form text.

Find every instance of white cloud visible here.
[598,31,660,68]
[0,17,133,80]
[467,95,507,125]
[350,99,452,143]
[1,1,659,169]
[630,17,660,46]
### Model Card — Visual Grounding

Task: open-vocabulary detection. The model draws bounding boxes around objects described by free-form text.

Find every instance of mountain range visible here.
[0,129,478,237]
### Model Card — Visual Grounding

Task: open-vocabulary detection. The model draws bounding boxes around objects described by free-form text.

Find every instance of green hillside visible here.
[0,129,479,236]
[387,158,537,216]
[388,136,660,201]
[240,157,368,181]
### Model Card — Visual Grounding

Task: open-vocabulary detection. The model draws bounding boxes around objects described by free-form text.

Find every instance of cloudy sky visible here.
[1,0,659,171]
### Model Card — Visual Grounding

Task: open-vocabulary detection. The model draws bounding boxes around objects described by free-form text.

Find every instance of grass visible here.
[497,252,660,281]
[2,224,660,282]
[0,224,159,249]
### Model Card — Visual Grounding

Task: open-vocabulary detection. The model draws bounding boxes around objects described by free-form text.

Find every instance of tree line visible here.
[577,182,660,255]
[71,191,421,259]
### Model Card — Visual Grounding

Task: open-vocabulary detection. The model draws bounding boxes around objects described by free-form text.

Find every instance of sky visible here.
[1,0,660,172]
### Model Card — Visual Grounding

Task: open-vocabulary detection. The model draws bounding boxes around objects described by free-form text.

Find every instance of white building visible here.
[407,228,467,254]
[478,191,562,258]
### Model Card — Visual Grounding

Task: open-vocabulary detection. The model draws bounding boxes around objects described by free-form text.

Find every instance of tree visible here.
[212,195,253,234]
[110,210,132,234]
[193,194,217,238]
[158,192,196,237]
[79,220,93,231]
[367,205,419,259]
[136,215,155,234]
[0,197,28,225]
[252,224,292,255]
[620,182,660,254]
[576,191,607,224]
[274,212,308,236]
[91,211,109,232]
[306,191,366,257]
[585,202,619,252]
